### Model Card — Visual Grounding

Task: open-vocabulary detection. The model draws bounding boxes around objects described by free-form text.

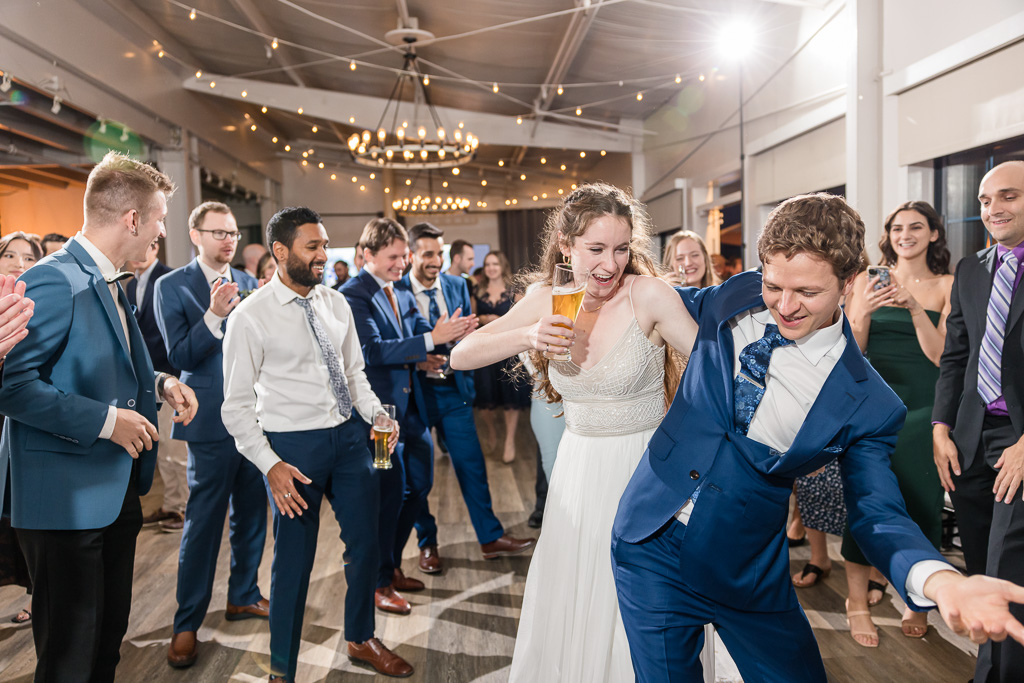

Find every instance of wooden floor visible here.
[0,410,978,682]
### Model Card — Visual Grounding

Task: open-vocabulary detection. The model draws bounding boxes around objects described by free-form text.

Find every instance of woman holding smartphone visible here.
[841,201,954,646]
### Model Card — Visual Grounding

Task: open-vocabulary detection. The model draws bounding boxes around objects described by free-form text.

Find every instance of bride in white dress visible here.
[451,183,698,682]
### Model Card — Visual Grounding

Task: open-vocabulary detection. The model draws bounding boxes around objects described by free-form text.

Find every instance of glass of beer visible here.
[373,405,396,470]
[546,262,588,361]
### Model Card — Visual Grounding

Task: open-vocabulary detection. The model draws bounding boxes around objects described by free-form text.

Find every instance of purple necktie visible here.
[979,251,1019,404]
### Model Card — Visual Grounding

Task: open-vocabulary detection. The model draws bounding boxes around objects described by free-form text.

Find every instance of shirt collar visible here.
[197,258,232,284]
[410,274,440,295]
[751,306,845,366]
[366,269,392,291]
[269,269,315,305]
[135,259,158,280]
[996,242,1024,263]
[74,233,117,279]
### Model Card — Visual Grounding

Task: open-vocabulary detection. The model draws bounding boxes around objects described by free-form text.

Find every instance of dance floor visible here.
[0,411,978,681]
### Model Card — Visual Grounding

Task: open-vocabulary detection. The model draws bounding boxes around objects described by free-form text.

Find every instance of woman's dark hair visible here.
[878,201,950,275]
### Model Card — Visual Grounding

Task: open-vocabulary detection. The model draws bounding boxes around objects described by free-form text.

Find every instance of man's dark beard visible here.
[285,251,323,287]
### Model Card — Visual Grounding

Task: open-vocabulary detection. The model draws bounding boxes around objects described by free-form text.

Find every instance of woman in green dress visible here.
[842,201,954,647]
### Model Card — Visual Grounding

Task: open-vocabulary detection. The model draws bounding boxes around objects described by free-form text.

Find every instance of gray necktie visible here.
[294,297,352,418]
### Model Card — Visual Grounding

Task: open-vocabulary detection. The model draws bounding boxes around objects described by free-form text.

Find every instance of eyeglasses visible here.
[194,228,241,241]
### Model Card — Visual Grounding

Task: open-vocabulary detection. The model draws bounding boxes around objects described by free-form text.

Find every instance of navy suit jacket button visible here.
[689,470,699,480]
[127,399,136,408]
[403,387,410,394]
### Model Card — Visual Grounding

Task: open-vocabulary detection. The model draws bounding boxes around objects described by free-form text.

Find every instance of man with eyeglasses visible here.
[155,201,270,669]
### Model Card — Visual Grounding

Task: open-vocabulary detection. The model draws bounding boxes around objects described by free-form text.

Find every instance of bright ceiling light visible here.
[718,21,755,60]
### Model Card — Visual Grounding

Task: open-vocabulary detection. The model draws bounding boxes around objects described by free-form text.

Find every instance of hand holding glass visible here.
[373,405,396,469]
[546,263,589,361]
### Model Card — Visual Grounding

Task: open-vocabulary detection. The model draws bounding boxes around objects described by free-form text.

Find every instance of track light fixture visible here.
[0,73,11,93]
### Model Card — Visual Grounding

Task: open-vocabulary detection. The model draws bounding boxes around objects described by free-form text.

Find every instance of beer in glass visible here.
[546,263,588,361]
[373,404,396,469]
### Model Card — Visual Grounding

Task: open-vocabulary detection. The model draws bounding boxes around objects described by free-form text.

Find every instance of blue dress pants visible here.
[263,420,379,680]
[414,383,504,547]
[376,398,433,587]
[173,436,266,633]
[612,519,827,683]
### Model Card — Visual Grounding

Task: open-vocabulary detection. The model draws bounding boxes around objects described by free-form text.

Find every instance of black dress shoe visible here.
[528,509,543,529]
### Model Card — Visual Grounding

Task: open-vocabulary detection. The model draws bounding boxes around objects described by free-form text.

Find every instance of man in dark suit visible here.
[155,201,268,668]
[126,238,186,530]
[0,151,197,683]
[339,218,472,615]
[934,160,1024,682]
[612,193,1024,681]
[397,222,533,574]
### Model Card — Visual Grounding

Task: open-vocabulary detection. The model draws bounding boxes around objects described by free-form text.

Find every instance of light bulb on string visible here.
[189,7,196,20]
[557,84,563,95]
[271,37,279,49]
[492,82,499,93]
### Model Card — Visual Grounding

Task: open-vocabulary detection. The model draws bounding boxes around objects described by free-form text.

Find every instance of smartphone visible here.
[867,266,891,290]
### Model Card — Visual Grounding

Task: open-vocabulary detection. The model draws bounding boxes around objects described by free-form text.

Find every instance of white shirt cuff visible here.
[423,333,434,353]
[905,560,959,607]
[204,309,226,339]
[99,405,118,439]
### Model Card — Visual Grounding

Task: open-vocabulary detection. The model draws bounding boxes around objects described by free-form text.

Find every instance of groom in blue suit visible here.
[155,202,267,668]
[612,193,1024,681]
[0,152,197,683]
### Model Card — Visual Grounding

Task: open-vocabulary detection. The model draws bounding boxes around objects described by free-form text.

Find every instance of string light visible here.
[241,90,247,97]
[311,125,318,133]
[557,84,563,95]
[384,187,391,193]
[452,168,460,175]
[210,81,216,88]
[481,179,487,186]
[272,136,278,143]
[351,176,358,182]
[262,106,268,113]
[350,61,357,70]
[580,151,586,157]
[271,37,279,49]
[498,160,504,167]
[492,82,499,93]
[600,150,606,156]
[423,76,429,86]
[330,174,337,180]
[284,144,291,151]
[406,179,412,185]
[369,173,376,179]
[301,160,308,166]
[359,185,366,191]
[297,107,303,114]
[636,92,643,101]
[158,50,165,58]
[560,164,566,170]
[575,107,582,116]
[516,116,522,125]
[195,70,202,78]
[442,181,449,188]
[675,74,682,84]
[318,162,324,168]
[349,116,355,123]
[189,7,196,20]
[699,74,705,82]
[540,157,546,164]
[520,174,526,181]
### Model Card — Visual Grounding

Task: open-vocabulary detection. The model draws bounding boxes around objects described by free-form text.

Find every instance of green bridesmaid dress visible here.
[841,306,944,564]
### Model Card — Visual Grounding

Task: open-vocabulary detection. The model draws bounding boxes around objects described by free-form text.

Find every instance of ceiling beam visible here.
[0,176,29,190]
[0,167,70,188]
[184,75,637,152]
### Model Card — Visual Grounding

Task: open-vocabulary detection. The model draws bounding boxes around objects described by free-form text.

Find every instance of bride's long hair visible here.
[520,182,682,407]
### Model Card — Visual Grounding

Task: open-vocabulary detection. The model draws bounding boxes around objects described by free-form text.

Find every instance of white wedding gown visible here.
[509,314,665,683]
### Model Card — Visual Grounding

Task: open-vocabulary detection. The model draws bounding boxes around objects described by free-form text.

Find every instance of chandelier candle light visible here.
[347,50,479,170]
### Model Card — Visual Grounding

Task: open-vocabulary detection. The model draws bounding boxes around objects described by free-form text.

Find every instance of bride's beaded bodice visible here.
[550,318,665,436]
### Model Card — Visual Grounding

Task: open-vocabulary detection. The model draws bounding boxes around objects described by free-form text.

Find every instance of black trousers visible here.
[952,415,1024,682]
[16,473,142,683]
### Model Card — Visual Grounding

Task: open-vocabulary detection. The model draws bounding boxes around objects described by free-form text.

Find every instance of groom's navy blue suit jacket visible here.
[613,271,946,612]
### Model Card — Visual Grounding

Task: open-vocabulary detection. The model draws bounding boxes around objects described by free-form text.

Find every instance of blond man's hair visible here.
[84,151,175,226]
[757,193,864,282]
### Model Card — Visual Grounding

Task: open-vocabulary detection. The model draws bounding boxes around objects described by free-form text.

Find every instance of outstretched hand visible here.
[927,571,1024,645]
[0,276,33,360]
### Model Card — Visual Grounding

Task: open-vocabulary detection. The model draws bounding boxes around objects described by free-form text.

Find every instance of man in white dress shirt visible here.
[222,206,413,681]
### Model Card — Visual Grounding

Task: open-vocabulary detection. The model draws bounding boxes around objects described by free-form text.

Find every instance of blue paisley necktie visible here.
[733,323,795,435]
[424,288,442,327]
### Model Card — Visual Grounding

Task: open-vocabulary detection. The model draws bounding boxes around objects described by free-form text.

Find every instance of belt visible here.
[423,374,457,387]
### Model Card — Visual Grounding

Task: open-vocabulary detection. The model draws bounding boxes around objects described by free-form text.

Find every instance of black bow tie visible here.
[105,271,134,283]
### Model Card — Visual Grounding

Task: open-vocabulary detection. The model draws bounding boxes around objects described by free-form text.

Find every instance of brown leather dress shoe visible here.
[418,544,442,574]
[143,507,176,526]
[374,586,411,615]
[159,511,185,532]
[392,568,424,592]
[347,637,413,677]
[480,534,535,560]
[167,630,198,668]
[225,597,270,621]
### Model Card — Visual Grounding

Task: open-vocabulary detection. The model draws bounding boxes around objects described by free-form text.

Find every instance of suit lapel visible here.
[366,272,402,337]
[184,259,212,307]
[65,240,131,358]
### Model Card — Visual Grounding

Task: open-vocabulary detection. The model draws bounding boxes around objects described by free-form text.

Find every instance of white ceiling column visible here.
[155,131,200,268]
[845,0,884,251]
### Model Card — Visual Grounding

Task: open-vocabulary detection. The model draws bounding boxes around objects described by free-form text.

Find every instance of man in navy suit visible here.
[611,193,1024,681]
[126,238,187,530]
[156,202,268,668]
[340,218,473,615]
[0,151,197,683]
[398,222,533,574]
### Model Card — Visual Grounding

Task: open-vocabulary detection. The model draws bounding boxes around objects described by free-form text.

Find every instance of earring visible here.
[562,252,571,265]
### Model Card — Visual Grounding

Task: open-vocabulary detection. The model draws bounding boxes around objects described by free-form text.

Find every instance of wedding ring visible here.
[284,492,292,498]
[544,343,550,353]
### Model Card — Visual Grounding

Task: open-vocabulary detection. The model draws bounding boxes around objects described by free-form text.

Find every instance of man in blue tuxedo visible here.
[398,223,534,574]
[611,193,1024,682]
[340,217,473,615]
[126,238,187,530]
[0,151,197,683]
[155,201,268,668]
